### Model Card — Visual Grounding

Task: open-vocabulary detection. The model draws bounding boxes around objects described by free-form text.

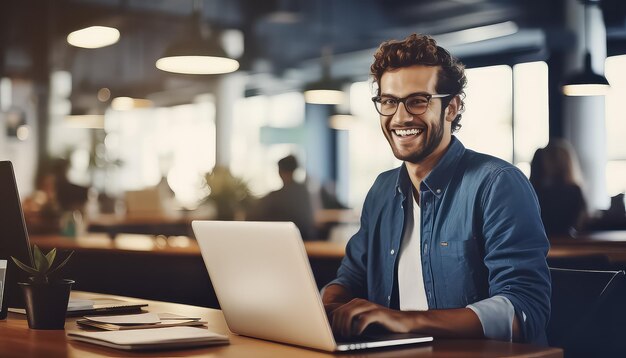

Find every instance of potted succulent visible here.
[12,245,74,329]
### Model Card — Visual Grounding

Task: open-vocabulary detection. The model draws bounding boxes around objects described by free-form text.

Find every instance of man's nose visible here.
[393,102,413,123]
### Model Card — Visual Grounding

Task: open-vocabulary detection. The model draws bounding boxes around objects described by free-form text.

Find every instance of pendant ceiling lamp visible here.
[156,1,239,75]
[304,78,345,105]
[562,52,610,96]
[562,0,610,96]
[304,46,345,105]
[329,111,357,130]
[67,26,120,49]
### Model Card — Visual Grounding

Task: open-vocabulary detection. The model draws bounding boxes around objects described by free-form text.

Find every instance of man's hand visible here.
[329,298,416,338]
[322,284,489,340]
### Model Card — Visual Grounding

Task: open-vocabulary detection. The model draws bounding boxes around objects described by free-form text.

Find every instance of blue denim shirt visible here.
[329,137,551,345]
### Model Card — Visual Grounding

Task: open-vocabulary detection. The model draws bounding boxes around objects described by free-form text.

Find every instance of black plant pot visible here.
[19,279,74,330]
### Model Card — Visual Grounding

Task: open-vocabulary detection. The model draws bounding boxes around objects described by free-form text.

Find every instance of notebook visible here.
[77,312,205,331]
[67,326,229,351]
[9,297,147,316]
[192,220,433,352]
[67,298,148,316]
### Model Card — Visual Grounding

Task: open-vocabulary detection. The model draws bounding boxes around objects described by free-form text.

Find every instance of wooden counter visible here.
[29,230,626,310]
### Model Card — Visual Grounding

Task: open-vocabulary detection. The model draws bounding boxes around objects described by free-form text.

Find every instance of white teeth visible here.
[394,128,423,136]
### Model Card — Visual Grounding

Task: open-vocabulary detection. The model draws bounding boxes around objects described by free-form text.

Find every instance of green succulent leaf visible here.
[12,246,74,280]
[33,245,43,270]
[47,250,75,276]
[45,248,57,268]
[11,256,39,276]
[33,245,50,274]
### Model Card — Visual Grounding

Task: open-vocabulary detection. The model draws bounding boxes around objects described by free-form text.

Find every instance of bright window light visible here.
[456,65,513,162]
[605,55,626,195]
[513,61,549,164]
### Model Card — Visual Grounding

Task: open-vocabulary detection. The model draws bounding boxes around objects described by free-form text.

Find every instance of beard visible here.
[388,109,446,164]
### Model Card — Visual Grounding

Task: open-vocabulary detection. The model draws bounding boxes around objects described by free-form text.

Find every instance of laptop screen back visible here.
[0,161,33,315]
[192,220,337,351]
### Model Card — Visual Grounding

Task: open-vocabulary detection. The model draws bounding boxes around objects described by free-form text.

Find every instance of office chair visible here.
[547,267,626,357]
[547,254,612,271]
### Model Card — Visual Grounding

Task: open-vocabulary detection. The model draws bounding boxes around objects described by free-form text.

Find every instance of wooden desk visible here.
[0,291,562,357]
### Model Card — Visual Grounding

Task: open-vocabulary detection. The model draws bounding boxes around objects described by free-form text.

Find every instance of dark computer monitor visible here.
[0,161,33,318]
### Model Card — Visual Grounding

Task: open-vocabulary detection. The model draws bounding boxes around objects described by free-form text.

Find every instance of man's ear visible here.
[444,96,460,123]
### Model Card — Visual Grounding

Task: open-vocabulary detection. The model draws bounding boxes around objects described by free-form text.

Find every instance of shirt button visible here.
[436,189,441,194]
[390,249,395,255]
[387,296,391,301]
[424,243,428,253]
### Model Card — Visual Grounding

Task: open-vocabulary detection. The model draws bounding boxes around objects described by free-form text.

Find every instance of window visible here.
[456,65,513,162]
[605,54,626,196]
[513,61,550,176]
[230,92,304,197]
[104,100,216,207]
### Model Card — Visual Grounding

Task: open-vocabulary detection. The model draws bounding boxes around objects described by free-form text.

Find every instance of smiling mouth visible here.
[393,128,424,137]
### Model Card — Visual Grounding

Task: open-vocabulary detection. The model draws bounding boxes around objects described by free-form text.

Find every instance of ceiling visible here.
[1,0,626,105]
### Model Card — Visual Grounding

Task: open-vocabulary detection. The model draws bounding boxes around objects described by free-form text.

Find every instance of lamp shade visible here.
[303,78,345,105]
[562,52,610,96]
[156,23,239,75]
[329,114,357,130]
[67,26,120,49]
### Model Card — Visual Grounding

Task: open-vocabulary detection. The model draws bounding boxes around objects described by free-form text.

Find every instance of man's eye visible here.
[381,98,397,105]
[407,97,428,106]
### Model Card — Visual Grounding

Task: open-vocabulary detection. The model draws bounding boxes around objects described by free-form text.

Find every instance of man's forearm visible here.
[322,284,354,311]
[411,307,521,340]
[410,308,485,338]
[323,285,519,341]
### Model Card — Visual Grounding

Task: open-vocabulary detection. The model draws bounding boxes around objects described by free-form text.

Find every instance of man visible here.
[248,155,316,240]
[322,34,550,345]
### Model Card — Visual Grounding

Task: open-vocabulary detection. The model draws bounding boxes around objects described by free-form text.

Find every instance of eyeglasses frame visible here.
[371,92,451,116]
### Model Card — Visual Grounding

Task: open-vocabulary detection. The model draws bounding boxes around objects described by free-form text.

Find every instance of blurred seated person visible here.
[247,155,316,240]
[51,158,89,211]
[320,180,350,210]
[530,140,587,236]
[22,158,89,234]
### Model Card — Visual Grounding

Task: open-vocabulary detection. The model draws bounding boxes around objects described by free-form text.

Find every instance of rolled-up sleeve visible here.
[467,295,515,341]
[480,167,551,345]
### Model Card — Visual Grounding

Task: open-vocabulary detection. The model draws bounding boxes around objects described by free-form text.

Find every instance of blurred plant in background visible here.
[203,166,253,220]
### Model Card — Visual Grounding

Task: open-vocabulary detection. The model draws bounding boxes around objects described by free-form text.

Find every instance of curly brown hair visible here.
[370,33,467,132]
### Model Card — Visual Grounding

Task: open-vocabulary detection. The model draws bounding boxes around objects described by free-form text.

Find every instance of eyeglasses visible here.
[371,93,450,116]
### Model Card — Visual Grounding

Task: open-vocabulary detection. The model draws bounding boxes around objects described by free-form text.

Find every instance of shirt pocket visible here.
[439,239,480,306]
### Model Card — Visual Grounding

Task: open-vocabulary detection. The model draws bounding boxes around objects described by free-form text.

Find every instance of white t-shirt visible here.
[398,196,429,311]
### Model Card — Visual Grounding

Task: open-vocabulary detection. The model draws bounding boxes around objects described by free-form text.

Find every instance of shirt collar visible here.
[394,163,412,199]
[394,136,466,199]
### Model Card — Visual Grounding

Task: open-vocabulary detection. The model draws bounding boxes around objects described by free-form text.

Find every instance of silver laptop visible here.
[192,220,433,352]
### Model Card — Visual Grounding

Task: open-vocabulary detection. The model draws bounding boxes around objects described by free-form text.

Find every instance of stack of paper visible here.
[76,312,206,331]
[67,326,229,351]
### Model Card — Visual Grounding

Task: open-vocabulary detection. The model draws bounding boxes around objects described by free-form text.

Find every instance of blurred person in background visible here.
[247,155,316,240]
[22,158,88,234]
[530,140,587,236]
